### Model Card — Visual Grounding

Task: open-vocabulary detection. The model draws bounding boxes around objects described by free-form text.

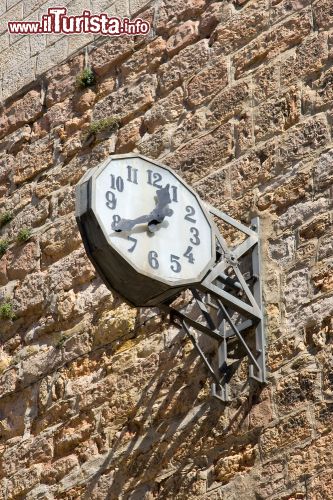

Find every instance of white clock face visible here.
[93,156,214,285]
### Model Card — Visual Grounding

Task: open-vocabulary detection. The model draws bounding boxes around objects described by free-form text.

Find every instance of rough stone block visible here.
[258,172,311,213]
[121,36,166,82]
[278,115,330,168]
[91,36,134,76]
[199,2,229,38]
[166,122,233,184]
[7,241,40,281]
[158,39,210,95]
[214,444,257,484]
[260,411,312,458]
[195,166,231,207]
[93,73,157,124]
[156,0,206,35]
[318,230,333,261]
[287,433,333,482]
[143,87,184,133]
[311,261,333,293]
[313,0,333,30]
[40,216,81,266]
[0,2,23,35]
[270,0,311,24]
[255,87,301,142]
[186,54,228,107]
[129,0,151,15]
[137,124,173,158]
[275,371,318,414]
[211,3,269,55]
[209,80,251,123]
[171,108,218,150]
[299,214,330,240]
[280,33,328,88]
[36,38,68,75]
[284,268,309,311]
[14,135,53,184]
[233,10,312,78]
[308,469,333,499]
[253,62,280,104]
[166,20,199,58]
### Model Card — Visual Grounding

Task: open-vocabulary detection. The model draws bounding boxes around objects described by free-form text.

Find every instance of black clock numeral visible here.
[110,174,124,192]
[105,191,117,210]
[170,254,181,273]
[183,246,195,264]
[147,169,163,188]
[171,185,178,202]
[148,250,159,269]
[189,227,200,246]
[111,214,121,229]
[127,165,138,184]
[127,235,137,253]
[185,205,196,223]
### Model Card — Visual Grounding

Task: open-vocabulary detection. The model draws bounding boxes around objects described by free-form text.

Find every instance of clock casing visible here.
[76,154,216,307]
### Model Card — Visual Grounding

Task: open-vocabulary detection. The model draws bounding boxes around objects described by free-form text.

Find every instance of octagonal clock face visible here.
[91,155,214,287]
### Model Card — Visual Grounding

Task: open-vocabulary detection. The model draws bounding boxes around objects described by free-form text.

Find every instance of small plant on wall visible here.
[0,239,9,257]
[76,67,96,88]
[83,116,120,146]
[0,299,15,321]
[17,228,32,243]
[0,211,13,227]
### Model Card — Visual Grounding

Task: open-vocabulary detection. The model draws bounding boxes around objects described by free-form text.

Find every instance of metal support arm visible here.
[162,207,267,403]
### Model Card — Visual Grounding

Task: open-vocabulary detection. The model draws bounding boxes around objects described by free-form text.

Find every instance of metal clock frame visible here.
[161,204,267,403]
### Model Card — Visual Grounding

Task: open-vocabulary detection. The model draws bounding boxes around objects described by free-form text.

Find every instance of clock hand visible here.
[112,214,152,232]
[112,184,173,232]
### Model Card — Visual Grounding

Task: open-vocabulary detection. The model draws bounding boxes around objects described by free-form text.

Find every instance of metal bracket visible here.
[162,205,267,403]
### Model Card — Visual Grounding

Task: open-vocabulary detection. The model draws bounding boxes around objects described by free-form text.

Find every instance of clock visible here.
[76,154,215,307]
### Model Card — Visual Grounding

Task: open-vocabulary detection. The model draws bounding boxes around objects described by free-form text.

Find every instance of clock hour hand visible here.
[112,184,173,233]
[112,214,152,232]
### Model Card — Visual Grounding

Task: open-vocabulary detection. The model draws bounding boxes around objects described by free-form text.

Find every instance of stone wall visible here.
[0,0,333,498]
[0,0,151,101]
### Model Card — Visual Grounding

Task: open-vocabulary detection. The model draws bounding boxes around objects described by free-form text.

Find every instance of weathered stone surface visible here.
[6,241,40,281]
[122,37,166,82]
[233,10,312,78]
[91,36,135,76]
[260,411,312,458]
[278,114,330,167]
[280,32,328,88]
[255,87,301,141]
[284,268,310,311]
[115,117,142,153]
[313,0,333,30]
[93,74,157,124]
[166,20,200,57]
[143,87,184,133]
[209,80,251,123]
[166,122,233,183]
[158,39,210,94]
[14,136,54,184]
[186,54,228,107]
[211,2,269,55]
